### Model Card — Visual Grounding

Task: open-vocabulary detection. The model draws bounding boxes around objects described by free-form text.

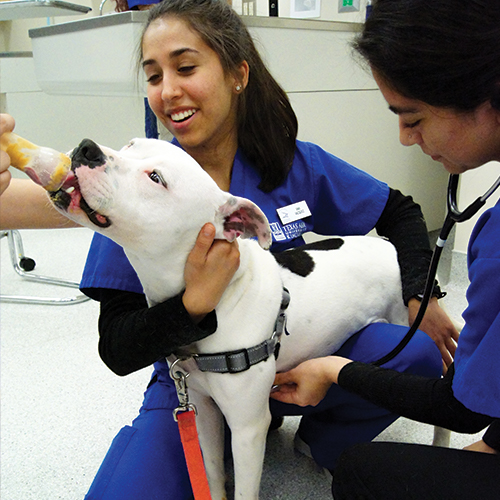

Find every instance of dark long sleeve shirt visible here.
[338,361,499,450]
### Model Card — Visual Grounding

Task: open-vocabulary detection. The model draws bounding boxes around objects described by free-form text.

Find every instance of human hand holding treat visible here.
[0,132,71,192]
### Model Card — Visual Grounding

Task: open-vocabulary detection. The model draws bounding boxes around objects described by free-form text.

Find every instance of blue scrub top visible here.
[80,139,389,295]
[453,200,500,418]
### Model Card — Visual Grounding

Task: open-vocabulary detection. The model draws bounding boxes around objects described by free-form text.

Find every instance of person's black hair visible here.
[354,0,500,111]
[139,0,298,192]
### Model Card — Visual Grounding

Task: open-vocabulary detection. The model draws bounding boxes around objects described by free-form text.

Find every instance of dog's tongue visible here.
[0,132,71,192]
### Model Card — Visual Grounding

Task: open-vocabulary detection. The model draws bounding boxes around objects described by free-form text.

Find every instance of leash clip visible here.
[170,358,198,422]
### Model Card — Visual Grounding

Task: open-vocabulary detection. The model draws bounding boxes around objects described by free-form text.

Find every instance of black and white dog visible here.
[48,137,432,499]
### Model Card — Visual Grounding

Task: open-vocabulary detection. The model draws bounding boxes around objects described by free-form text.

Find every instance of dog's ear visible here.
[217,196,272,249]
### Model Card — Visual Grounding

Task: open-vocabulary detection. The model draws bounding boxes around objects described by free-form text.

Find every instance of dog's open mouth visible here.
[50,172,111,228]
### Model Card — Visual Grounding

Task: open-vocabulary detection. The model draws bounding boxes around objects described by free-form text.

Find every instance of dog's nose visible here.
[71,139,106,169]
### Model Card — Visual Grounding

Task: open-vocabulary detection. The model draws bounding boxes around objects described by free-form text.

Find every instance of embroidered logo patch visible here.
[270,221,307,242]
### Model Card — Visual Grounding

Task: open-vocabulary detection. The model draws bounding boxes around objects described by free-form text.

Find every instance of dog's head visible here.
[50,138,272,254]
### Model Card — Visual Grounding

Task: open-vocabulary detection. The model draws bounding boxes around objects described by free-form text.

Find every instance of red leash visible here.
[171,359,212,500]
[177,409,212,500]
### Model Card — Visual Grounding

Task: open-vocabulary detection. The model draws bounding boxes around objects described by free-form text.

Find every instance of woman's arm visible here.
[375,189,438,303]
[97,288,218,375]
[337,361,492,432]
[272,359,493,433]
[0,178,79,229]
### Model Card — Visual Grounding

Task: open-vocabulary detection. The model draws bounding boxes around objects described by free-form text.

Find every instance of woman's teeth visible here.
[171,109,195,122]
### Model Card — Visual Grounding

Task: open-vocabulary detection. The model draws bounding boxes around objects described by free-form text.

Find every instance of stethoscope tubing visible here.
[372,172,500,367]
[372,224,449,366]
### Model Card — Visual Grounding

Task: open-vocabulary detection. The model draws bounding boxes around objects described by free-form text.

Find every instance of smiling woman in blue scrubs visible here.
[78,1,458,498]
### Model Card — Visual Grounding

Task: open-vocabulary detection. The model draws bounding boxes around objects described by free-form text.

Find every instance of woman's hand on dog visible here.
[408,297,459,373]
[270,356,352,407]
[183,223,240,323]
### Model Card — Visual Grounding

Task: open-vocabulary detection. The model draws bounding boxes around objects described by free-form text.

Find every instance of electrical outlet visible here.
[338,0,360,13]
[269,0,278,16]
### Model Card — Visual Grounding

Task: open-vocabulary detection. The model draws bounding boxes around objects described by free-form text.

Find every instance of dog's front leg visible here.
[192,394,227,499]
[211,362,275,500]
[229,411,270,500]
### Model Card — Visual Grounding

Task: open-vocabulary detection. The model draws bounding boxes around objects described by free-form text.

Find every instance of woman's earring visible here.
[235,84,242,92]
[408,134,413,140]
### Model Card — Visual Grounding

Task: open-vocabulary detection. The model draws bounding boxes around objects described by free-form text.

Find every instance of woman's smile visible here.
[169,108,197,123]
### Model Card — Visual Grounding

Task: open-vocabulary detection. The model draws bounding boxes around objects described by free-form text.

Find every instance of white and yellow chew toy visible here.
[0,132,71,191]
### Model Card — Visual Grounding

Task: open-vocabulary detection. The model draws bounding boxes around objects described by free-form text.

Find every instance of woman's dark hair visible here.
[354,0,500,111]
[139,0,298,192]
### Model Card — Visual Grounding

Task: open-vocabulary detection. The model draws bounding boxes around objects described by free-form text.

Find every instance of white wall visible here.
[289,90,449,223]
[249,24,448,230]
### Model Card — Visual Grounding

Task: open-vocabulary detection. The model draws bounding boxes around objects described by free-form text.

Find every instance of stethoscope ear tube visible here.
[447,174,486,223]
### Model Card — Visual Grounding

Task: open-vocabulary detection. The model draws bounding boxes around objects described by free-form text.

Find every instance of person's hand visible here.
[463,439,498,454]
[408,297,459,372]
[0,114,15,195]
[270,356,352,407]
[182,223,240,323]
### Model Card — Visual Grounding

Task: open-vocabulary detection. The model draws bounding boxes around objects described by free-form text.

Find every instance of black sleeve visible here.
[337,362,493,433]
[483,420,500,452]
[95,288,217,376]
[375,188,443,305]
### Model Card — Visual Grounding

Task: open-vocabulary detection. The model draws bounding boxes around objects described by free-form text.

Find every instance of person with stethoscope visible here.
[271,0,500,497]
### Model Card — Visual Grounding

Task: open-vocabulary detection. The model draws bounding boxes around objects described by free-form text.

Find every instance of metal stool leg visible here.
[0,230,90,305]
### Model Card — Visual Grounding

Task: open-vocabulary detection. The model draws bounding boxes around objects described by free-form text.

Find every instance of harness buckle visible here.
[226,348,251,373]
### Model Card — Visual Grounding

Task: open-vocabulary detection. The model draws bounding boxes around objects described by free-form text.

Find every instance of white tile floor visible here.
[0,228,482,500]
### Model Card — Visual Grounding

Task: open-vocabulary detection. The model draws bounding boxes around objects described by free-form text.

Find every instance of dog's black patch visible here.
[274,250,314,277]
[273,238,344,277]
[299,238,345,252]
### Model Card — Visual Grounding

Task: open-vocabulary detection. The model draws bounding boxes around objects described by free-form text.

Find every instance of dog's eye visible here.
[149,171,167,187]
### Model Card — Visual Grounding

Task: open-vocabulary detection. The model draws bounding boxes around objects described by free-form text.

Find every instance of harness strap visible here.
[194,288,290,374]
[194,336,278,373]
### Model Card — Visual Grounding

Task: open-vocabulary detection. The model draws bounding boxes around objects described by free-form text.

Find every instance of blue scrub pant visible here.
[84,323,441,499]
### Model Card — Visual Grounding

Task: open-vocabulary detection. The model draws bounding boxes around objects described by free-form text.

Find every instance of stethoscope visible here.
[373,173,500,366]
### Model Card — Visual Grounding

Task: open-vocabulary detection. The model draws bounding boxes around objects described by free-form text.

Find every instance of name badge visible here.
[277,201,311,225]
